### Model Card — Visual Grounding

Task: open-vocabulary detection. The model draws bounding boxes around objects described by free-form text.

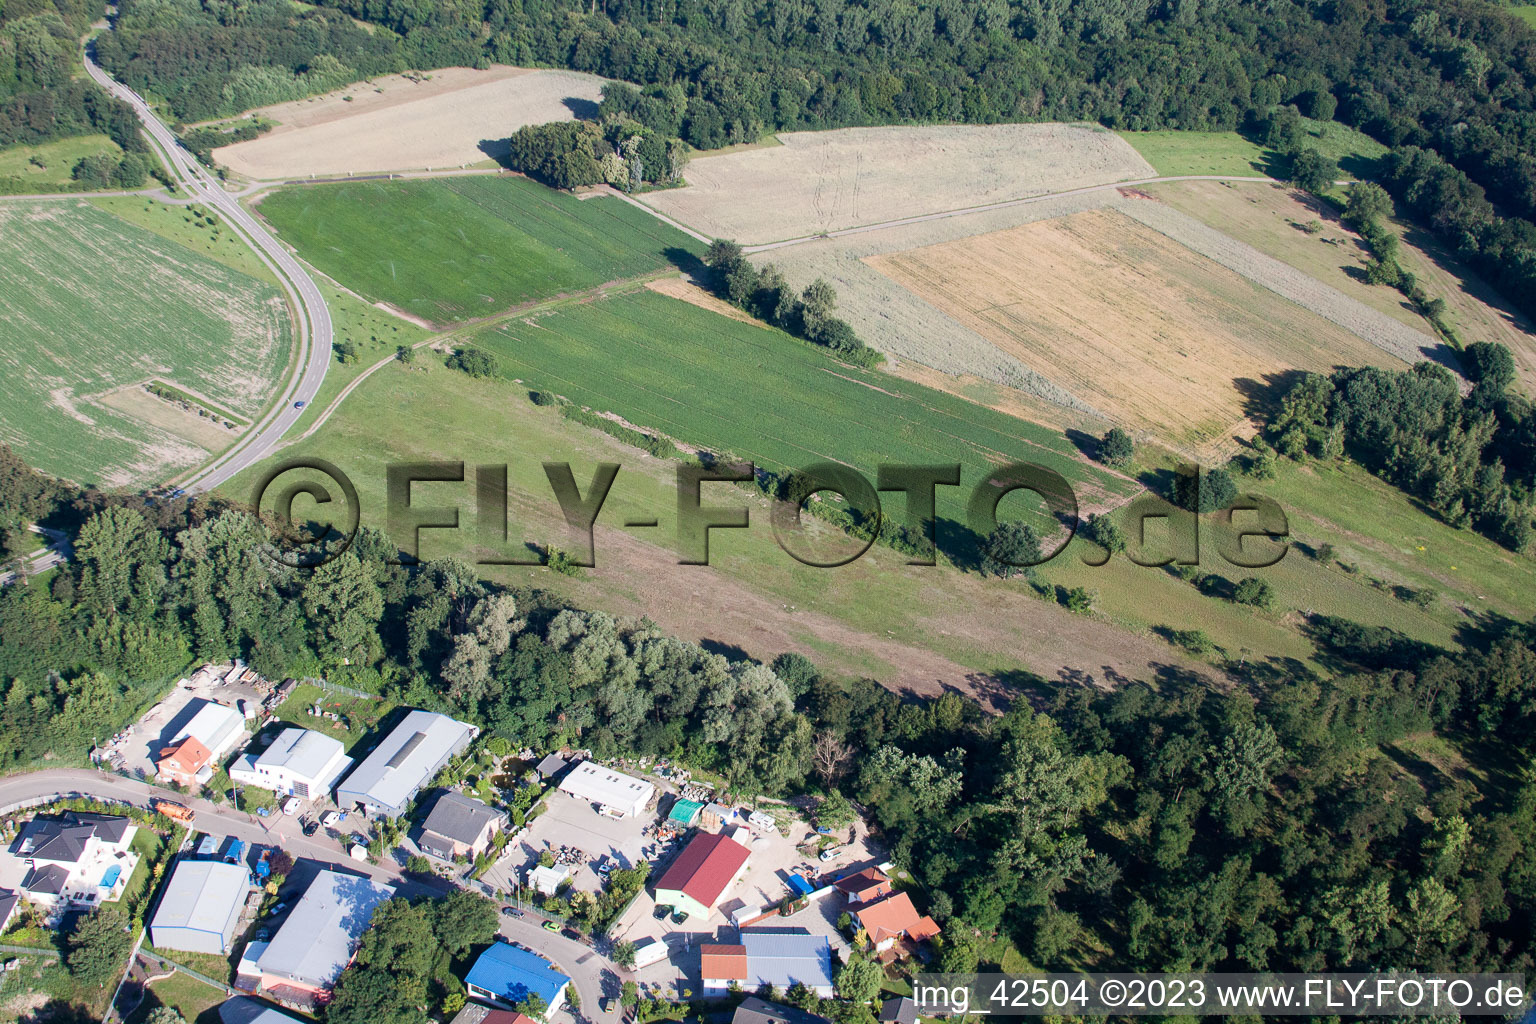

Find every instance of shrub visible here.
[1233,576,1276,609]
[447,347,499,378]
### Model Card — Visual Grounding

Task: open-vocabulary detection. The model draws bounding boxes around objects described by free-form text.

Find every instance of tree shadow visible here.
[477,138,513,169]
[1064,428,1101,461]
[1232,369,1309,423]
[699,638,753,662]
[663,245,705,277]
[562,96,600,119]
[19,1000,97,1024]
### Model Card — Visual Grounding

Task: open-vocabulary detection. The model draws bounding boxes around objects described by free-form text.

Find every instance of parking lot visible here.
[98,664,267,780]
[488,789,669,896]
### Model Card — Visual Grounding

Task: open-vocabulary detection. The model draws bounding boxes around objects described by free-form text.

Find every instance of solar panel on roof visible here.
[386,732,426,769]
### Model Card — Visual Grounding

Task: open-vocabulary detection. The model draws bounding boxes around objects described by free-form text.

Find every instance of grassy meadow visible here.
[0,199,294,487]
[1117,130,1272,177]
[253,175,705,323]
[0,134,124,188]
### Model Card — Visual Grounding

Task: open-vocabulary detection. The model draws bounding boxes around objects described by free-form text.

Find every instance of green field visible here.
[0,134,123,188]
[1294,115,1388,178]
[472,288,1138,514]
[254,176,705,324]
[0,199,295,487]
[1117,130,1273,177]
[274,682,400,755]
[1510,4,1536,27]
[125,967,228,1024]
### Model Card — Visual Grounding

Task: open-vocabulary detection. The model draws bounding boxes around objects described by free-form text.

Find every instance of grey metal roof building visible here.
[218,997,303,1024]
[150,859,252,955]
[255,870,395,991]
[334,710,477,818]
[738,930,835,996]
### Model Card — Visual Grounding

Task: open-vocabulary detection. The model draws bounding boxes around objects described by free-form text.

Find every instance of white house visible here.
[557,761,655,818]
[229,728,353,802]
[11,812,139,917]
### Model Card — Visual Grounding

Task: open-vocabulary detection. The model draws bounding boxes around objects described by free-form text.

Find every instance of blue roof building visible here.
[464,942,571,1012]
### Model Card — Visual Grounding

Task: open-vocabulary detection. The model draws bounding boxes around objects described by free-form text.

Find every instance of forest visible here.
[0,0,142,153]
[1263,342,1536,551]
[78,0,1536,318]
[2,444,1534,976]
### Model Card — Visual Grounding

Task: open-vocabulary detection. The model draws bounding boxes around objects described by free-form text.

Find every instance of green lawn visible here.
[0,199,294,487]
[472,288,1137,518]
[0,134,123,187]
[1510,4,1536,27]
[1117,130,1273,177]
[253,175,705,324]
[1294,115,1388,179]
[125,966,229,1024]
[274,682,399,756]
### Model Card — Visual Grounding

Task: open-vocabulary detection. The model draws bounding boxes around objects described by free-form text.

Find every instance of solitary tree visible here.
[1098,427,1134,466]
[1290,149,1339,195]
[835,952,884,1004]
[1343,181,1393,228]
[982,521,1043,578]
[66,907,131,987]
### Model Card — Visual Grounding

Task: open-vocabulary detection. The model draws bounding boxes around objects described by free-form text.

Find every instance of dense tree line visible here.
[1264,347,1536,550]
[78,0,1536,316]
[703,239,878,365]
[0,0,144,153]
[3,442,1536,976]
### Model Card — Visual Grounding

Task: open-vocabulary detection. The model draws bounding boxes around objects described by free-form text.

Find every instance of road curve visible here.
[0,767,619,1024]
[81,50,333,497]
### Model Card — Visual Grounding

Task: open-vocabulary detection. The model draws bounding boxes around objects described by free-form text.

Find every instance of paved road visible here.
[81,50,333,498]
[0,768,621,1024]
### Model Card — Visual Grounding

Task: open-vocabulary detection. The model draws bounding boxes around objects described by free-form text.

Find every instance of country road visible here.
[81,49,333,498]
[0,768,621,1024]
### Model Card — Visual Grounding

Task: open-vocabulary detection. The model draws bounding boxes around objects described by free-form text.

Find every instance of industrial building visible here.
[334,710,477,818]
[556,760,655,818]
[150,859,253,955]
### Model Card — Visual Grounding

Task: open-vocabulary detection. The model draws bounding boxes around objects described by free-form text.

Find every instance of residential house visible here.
[12,812,139,916]
[335,710,477,818]
[0,889,19,934]
[653,831,751,920]
[880,997,918,1024]
[834,867,891,904]
[150,859,253,955]
[700,943,748,993]
[847,891,940,952]
[464,941,570,1013]
[158,699,245,786]
[229,727,352,803]
[451,1005,540,1024]
[557,761,655,818]
[245,870,395,1010]
[731,996,832,1024]
[217,997,304,1024]
[418,792,507,862]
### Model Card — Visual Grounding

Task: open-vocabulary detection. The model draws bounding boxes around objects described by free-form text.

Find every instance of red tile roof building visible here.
[849,892,941,951]
[653,832,751,919]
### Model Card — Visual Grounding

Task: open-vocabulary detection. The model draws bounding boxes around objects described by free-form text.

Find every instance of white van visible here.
[281,796,302,815]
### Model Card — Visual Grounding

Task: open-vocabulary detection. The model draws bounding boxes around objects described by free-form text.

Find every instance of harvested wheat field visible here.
[642,123,1155,244]
[867,208,1408,450]
[215,66,607,179]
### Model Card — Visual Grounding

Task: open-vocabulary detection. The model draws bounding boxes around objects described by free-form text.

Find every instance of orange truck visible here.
[152,800,195,825]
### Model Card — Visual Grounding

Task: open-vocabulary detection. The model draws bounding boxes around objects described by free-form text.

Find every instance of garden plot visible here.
[641,123,1155,244]
[215,66,608,179]
[866,207,1404,450]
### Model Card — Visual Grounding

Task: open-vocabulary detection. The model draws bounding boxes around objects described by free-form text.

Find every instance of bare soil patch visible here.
[215,66,608,179]
[867,207,1406,451]
[642,123,1155,244]
[96,384,237,451]
[644,276,766,326]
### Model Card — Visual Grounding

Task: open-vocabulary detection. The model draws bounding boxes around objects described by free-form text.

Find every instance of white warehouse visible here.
[557,760,655,817]
[230,728,352,802]
[150,859,253,955]
[334,711,477,818]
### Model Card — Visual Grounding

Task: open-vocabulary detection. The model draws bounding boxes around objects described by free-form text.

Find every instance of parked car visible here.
[501,907,523,918]
[543,920,559,932]
[301,820,319,837]
[819,847,842,862]
[281,796,302,816]
[269,902,287,916]
[562,927,583,942]
[653,905,670,920]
